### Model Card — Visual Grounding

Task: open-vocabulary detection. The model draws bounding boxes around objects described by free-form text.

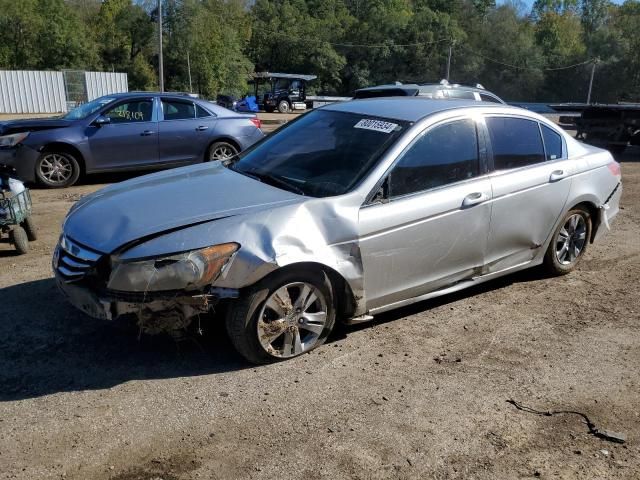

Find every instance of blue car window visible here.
[105,101,153,123]
[162,100,196,120]
[196,105,211,118]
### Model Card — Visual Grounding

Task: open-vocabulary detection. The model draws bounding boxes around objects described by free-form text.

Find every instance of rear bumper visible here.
[0,146,39,183]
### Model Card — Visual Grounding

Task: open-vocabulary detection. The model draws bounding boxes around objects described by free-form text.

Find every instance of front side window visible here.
[162,100,196,120]
[104,100,153,123]
[230,110,406,197]
[541,124,563,160]
[486,117,545,170]
[389,119,480,197]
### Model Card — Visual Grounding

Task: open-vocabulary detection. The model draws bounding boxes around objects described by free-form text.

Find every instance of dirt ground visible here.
[0,141,639,479]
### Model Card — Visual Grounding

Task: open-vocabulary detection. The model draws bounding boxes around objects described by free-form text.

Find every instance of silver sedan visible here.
[54,98,622,364]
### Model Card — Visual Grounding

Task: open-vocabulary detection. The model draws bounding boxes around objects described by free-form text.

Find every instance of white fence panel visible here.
[85,71,128,100]
[0,70,66,113]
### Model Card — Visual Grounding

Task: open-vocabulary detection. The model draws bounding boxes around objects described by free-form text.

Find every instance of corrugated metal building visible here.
[0,70,128,114]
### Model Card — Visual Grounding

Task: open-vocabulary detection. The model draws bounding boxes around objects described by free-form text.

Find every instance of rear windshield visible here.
[229,109,407,197]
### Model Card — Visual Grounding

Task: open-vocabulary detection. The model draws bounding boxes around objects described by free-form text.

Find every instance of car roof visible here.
[103,91,199,99]
[358,83,485,93]
[323,97,516,123]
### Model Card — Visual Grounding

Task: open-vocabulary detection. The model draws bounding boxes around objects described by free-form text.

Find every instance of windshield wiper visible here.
[250,171,305,196]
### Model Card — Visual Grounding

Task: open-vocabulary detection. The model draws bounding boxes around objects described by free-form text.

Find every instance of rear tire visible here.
[35,151,80,188]
[207,141,238,162]
[10,226,29,254]
[543,207,591,275]
[22,216,37,241]
[225,268,335,364]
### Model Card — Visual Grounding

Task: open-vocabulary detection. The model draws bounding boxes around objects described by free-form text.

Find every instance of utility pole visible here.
[158,0,164,92]
[187,52,193,93]
[446,44,453,81]
[586,58,598,104]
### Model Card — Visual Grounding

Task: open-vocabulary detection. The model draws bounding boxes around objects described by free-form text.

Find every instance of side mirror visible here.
[93,115,111,127]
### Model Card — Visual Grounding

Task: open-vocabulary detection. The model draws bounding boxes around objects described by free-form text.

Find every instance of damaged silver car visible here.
[54,98,622,364]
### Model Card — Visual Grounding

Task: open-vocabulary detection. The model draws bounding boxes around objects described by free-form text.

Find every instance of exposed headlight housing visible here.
[107,243,239,292]
[0,132,29,147]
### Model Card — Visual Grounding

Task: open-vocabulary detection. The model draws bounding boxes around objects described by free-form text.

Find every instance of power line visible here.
[458,44,595,71]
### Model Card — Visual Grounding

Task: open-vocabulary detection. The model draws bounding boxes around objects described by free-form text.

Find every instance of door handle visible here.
[462,192,489,208]
[549,170,567,182]
[141,130,155,136]
[196,125,209,131]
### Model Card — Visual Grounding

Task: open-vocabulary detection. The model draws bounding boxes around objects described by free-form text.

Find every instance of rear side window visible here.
[541,124,563,160]
[196,105,211,118]
[389,119,479,197]
[162,100,195,120]
[480,93,502,103]
[446,90,476,100]
[486,117,545,170]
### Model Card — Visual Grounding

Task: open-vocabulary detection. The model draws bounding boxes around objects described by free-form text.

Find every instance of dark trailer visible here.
[553,103,640,154]
[251,72,317,114]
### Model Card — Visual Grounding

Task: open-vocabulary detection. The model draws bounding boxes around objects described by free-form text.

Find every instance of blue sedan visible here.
[0,92,264,187]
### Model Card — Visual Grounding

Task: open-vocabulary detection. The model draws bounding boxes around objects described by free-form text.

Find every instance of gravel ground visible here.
[0,148,638,480]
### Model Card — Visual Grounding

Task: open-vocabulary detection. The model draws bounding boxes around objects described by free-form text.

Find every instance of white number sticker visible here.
[354,119,399,134]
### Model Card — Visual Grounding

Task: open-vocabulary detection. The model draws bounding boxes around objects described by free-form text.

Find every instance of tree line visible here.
[0,0,638,103]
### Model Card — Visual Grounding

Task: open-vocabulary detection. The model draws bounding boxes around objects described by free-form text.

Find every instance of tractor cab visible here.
[252,72,317,113]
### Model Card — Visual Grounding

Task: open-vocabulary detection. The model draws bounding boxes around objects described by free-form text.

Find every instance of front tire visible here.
[543,208,591,275]
[277,100,291,114]
[226,269,336,364]
[35,151,80,188]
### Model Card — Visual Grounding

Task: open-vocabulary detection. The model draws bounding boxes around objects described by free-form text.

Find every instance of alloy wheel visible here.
[555,213,587,265]
[257,282,328,358]
[39,153,73,185]
[209,144,237,161]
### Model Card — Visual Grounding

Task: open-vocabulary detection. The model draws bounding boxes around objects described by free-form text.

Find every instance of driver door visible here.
[87,97,158,170]
[359,117,492,310]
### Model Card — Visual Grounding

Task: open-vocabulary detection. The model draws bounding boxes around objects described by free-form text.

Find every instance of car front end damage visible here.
[53,234,242,334]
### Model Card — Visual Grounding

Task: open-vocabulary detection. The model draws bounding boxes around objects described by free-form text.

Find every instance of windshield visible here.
[63,97,116,120]
[229,110,407,198]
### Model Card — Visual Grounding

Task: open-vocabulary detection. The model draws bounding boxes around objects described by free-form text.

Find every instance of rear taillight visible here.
[607,160,621,178]
[250,117,261,129]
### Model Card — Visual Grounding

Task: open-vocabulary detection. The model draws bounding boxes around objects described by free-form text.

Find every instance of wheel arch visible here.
[39,142,86,175]
[247,262,358,321]
[568,200,600,243]
[205,137,241,161]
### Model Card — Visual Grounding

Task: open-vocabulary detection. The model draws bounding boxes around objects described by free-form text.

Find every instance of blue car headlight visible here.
[107,243,239,292]
[0,132,29,147]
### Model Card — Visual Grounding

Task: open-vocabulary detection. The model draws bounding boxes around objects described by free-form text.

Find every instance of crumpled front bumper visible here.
[0,145,39,183]
[55,274,114,320]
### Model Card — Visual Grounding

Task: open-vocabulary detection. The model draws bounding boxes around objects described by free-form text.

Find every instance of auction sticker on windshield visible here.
[354,119,399,134]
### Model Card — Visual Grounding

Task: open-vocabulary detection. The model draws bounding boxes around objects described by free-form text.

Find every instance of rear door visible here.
[87,97,158,170]
[484,116,574,272]
[359,117,493,310]
[158,98,217,164]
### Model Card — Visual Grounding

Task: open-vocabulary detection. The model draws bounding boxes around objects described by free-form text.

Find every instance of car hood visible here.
[0,118,72,135]
[63,162,302,254]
